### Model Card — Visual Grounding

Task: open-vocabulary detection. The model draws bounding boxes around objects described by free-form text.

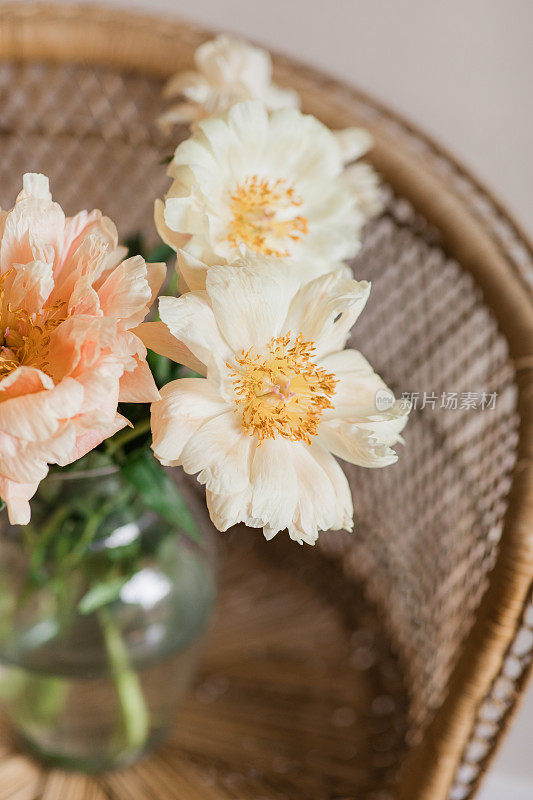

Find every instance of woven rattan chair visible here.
[0,5,532,800]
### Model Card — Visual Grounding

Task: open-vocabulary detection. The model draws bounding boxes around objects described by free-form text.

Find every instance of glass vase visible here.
[0,458,216,772]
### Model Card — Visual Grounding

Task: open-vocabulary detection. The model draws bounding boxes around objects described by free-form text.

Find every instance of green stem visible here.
[98,607,150,753]
[105,419,151,458]
[62,489,132,570]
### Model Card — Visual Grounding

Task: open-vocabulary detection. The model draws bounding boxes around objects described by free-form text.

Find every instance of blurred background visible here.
[67,0,533,796]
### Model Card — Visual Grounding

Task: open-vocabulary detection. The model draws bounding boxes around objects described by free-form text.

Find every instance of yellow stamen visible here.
[227,175,308,257]
[228,333,337,444]
[0,270,66,379]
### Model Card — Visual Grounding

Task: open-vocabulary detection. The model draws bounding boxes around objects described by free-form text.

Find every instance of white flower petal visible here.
[206,486,252,532]
[318,407,408,468]
[159,293,233,370]
[284,258,349,286]
[154,198,190,251]
[285,442,346,545]
[164,70,209,99]
[180,410,254,495]
[284,272,370,357]
[310,443,353,532]
[264,84,300,111]
[170,139,218,173]
[318,348,409,462]
[333,127,373,164]
[320,349,392,420]
[343,162,384,219]
[176,249,210,293]
[205,262,299,354]
[134,321,206,375]
[249,438,299,534]
[157,105,203,133]
[151,378,230,467]
[164,196,207,236]
[146,262,167,304]
[267,107,342,180]
[225,99,270,154]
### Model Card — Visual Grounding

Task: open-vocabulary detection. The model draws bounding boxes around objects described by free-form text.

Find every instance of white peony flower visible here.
[156,101,382,284]
[157,34,299,131]
[139,260,408,545]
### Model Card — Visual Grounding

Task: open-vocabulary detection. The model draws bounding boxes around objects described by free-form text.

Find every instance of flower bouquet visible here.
[0,35,408,771]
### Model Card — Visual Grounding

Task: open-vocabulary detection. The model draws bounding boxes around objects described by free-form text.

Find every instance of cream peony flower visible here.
[140,260,407,545]
[0,174,165,524]
[157,34,299,131]
[156,101,381,283]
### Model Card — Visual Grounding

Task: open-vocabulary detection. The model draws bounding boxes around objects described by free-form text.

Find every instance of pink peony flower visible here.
[0,174,165,524]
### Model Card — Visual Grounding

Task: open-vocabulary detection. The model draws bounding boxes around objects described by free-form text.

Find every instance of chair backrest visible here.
[0,6,532,799]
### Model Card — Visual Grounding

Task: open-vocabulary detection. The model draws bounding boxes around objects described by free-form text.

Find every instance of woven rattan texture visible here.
[0,56,525,800]
[336,203,518,737]
[0,533,410,800]
[0,61,173,241]
[449,590,533,800]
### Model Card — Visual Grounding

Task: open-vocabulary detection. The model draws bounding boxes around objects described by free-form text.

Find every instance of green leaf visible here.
[147,350,174,389]
[0,498,5,514]
[167,270,179,297]
[147,243,174,264]
[120,451,201,543]
[124,233,173,267]
[125,232,145,259]
[78,576,129,615]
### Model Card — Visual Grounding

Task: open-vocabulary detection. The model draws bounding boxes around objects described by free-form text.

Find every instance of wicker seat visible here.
[0,5,531,800]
